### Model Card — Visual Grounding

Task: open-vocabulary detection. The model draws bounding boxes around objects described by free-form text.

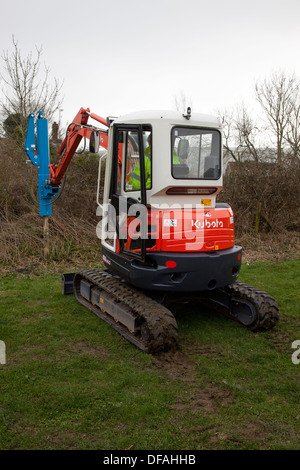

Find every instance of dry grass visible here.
[0,138,299,275]
[0,212,101,275]
[1,217,298,276]
[236,231,300,263]
[0,138,102,274]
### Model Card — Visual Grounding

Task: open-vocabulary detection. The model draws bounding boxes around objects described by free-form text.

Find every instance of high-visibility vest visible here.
[128,147,180,190]
[129,146,152,190]
[173,151,180,164]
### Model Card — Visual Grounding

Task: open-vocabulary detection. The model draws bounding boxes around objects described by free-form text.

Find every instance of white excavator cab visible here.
[101,110,223,204]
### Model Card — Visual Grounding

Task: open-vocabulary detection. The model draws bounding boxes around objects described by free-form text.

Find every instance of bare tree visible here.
[235,104,260,162]
[285,96,300,160]
[219,104,261,163]
[0,37,63,142]
[255,70,299,163]
[219,107,240,162]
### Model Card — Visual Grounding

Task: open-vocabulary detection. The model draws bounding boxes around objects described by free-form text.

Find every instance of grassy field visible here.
[0,259,299,450]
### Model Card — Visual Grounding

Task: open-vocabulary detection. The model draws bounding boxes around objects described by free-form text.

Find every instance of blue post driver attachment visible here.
[24,110,60,216]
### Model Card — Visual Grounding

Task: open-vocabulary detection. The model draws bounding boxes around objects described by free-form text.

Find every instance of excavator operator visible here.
[128,134,152,190]
[128,133,181,190]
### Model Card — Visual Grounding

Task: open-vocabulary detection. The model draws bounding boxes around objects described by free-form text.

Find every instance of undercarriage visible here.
[63,269,279,354]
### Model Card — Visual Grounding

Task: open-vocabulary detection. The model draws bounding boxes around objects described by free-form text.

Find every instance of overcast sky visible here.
[1,0,300,127]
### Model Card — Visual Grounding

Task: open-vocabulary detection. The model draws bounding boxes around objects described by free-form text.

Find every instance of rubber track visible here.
[227,281,279,331]
[73,269,178,354]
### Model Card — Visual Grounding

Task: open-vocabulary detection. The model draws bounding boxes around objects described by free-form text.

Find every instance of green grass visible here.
[0,260,299,450]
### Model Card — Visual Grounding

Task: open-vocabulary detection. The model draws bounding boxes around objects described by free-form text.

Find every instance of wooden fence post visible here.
[255,202,262,233]
[43,216,50,259]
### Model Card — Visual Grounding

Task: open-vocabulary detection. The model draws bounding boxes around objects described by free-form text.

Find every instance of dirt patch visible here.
[264,314,298,354]
[173,384,233,414]
[268,330,296,354]
[65,341,110,359]
[184,343,227,360]
[9,424,95,450]
[8,341,111,365]
[152,349,233,414]
[152,350,195,382]
[210,421,270,448]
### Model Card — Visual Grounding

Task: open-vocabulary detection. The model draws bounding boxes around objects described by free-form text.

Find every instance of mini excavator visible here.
[24,108,279,353]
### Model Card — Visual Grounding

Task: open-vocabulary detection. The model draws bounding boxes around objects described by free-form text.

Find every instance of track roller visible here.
[227,281,279,331]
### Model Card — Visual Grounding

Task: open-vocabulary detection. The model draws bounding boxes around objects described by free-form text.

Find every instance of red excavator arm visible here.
[48,107,110,186]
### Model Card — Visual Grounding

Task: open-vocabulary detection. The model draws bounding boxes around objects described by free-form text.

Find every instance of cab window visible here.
[171,127,221,180]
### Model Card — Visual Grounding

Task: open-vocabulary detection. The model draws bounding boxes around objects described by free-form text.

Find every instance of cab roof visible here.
[113,110,222,129]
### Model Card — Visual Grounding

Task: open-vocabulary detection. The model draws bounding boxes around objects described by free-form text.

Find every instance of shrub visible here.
[220,158,300,234]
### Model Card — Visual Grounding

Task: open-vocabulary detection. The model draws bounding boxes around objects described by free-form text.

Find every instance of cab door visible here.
[108,124,147,262]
